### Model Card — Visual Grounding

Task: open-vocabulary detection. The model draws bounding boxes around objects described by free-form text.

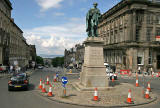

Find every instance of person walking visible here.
[138,66,141,74]
[10,65,13,74]
[150,67,153,75]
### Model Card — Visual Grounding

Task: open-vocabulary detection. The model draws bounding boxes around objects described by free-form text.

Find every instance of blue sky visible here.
[10,0,121,55]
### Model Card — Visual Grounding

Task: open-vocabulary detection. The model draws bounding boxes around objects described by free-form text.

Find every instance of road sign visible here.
[61,77,68,85]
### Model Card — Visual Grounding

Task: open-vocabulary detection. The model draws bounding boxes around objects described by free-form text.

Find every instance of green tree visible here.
[52,56,64,67]
[36,56,44,65]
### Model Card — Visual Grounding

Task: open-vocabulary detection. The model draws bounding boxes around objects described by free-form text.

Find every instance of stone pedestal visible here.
[74,37,109,91]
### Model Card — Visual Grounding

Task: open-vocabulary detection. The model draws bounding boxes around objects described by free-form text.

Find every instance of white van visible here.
[104,63,117,80]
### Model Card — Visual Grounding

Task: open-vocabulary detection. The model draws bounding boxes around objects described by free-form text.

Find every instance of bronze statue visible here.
[86,3,101,37]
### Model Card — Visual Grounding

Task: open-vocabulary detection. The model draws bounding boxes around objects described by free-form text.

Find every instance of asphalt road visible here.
[0,67,159,108]
[0,68,85,108]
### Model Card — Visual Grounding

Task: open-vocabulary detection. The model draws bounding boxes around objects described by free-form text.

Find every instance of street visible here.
[0,67,160,108]
[0,68,83,108]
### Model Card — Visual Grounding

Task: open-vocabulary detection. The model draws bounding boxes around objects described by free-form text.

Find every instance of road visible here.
[0,68,84,108]
[0,67,159,108]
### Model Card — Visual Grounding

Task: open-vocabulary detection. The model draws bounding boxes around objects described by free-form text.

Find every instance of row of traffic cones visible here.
[126,87,151,104]
[38,78,54,97]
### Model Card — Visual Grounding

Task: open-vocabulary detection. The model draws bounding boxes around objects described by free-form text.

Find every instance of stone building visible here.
[98,0,160,72]
[64,48,76,67]
[0,0,36,68]
[75,44,85,68]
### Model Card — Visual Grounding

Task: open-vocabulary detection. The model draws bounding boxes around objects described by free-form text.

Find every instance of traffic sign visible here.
[61,77,68,85]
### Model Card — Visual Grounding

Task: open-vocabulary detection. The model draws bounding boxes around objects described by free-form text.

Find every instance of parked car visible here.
[104,63,117,80]
[0,65,8,73]
[8,73,29,91]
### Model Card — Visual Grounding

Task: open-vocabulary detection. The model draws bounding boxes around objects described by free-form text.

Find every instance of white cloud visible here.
[36,0,64,11]
[54,12,65,16]
[24,17,86,55]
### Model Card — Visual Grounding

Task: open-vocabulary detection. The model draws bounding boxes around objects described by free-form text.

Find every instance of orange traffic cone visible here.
[136,72,138,78]
[145,88,150,99]
[46,76,50,85]
[136,78,139,87]
[156,73,159,77]
[147,82,151,92]
[48,85,53,96]
[112,75,114,82]
[42,81,47,93]
[93,88,98,101]
[53,74,57,82]
[39,79,42,89]
[127,89,132,103]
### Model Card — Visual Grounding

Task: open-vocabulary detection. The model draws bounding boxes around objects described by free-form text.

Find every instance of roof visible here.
[4,0,12,10]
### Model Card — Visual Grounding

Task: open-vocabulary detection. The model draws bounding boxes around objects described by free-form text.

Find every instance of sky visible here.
[10,0,121,56]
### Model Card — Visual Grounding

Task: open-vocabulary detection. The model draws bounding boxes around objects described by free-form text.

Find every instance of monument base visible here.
[73,82,114,91]
[75,37,109,91]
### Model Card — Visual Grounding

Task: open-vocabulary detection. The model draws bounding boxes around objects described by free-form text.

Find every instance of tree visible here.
[52,56,64,67]
[36,56,44,65]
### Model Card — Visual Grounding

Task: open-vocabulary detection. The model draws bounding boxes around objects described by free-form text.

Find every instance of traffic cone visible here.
[136,72,138,78]
[145,88,150,99]
[147,82,151,92]
[39,79,42,89]
[127,89,132,103]
[93,88,99,101]
[156,73,159,77]
[42,81,47,93]
[53,74,57,82]
[112,75,114,82]
[136,78,139,87]
[46,76,50,85]
[48,85,53,96]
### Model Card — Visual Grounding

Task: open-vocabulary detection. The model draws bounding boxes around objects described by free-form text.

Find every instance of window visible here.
[156,29,160,36]
[137,51,144,65]
[146,28,152,41]
[148,50,152,65]
[136,28,139,41]
[136,10,144,23]
[156,15,160,24]
[147,14,153,24]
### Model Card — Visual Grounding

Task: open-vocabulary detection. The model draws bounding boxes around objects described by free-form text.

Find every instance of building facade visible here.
[0,0,36,68]
[98,0,160,72]
[64,44,85,68]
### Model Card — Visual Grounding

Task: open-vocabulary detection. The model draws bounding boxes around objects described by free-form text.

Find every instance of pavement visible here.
[36,77,157,107]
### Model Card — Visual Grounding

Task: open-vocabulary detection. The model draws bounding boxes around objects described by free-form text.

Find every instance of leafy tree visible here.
[36,56,44,65]
[52,56,64,67]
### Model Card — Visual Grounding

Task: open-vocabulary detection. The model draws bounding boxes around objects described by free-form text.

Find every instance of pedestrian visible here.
[150,67,153,75]
[138,66,141,74]
[56,72,59,81]
[10,65,13,74]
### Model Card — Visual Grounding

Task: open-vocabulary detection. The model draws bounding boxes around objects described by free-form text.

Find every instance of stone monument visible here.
[75,3,109,90]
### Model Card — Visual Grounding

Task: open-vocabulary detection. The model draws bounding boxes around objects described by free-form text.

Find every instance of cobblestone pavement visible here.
[36,76,156,107]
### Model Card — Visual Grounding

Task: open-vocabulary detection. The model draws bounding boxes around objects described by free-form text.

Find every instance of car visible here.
[104,63,117,80]
[37,66,43,69]
[8,73,29,91]
[0,65,8,73]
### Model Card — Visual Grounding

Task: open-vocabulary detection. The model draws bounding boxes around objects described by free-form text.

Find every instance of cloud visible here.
[24,17,86,55]
[36,0,64,11]
[54,12,65,16]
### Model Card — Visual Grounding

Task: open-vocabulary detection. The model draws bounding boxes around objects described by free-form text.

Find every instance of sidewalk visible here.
[36,78,157,107]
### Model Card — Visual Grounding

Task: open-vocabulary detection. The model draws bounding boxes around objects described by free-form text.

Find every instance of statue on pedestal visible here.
[86,3,101,37]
